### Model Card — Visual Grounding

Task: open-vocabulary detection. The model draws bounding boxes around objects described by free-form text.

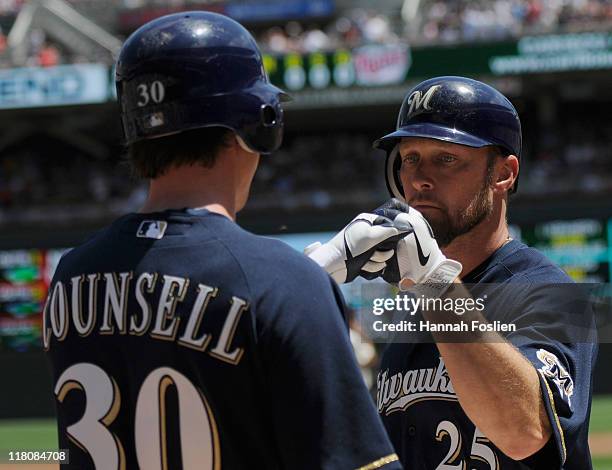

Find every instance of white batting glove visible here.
[373,199,462,295]
[305,212,413,284]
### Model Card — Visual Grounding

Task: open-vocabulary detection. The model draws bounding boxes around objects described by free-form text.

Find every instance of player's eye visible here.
[438,154,457,163]
[401,153,419,164]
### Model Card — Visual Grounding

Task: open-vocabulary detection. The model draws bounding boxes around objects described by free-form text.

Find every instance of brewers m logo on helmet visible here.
[406,85,441,117]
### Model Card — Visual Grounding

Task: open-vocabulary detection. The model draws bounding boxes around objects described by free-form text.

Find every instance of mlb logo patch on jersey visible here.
[137,220,167,239]
[146,112,165,128]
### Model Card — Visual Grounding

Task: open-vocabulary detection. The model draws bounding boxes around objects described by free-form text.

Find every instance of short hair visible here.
[126,127,232,179]
[487,145,517,195]
[487,145,508,160]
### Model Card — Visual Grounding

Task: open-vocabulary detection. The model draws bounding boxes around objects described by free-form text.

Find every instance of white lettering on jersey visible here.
[377,357,457,415]
[44,271,248,366]
[208,296,248,365]
[130,272,157,335]
[100,272,133,335]
[150,275,189,341]
[178,284,218,351]
[49,281,69,342]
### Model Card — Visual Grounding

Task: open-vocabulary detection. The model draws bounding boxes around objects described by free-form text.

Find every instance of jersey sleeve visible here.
[256,260,401,470]
[498,282,598,467]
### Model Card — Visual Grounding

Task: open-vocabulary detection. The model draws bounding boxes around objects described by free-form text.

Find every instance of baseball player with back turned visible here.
[43,12,409,469]
[312,76,598,469]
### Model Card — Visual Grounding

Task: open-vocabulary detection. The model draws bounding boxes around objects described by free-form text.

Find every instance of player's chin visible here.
[423,212,450,240]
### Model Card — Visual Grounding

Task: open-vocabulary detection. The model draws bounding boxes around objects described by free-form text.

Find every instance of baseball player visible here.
[314,76,598,469]
[43,12,405,469]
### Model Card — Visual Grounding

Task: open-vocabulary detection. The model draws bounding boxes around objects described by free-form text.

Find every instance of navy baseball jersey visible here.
[44,209,401,470]
[378,240,597,469]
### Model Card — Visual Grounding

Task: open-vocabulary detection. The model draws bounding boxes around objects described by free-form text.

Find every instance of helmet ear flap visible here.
[385,144,405,202]
[237,92,284,154]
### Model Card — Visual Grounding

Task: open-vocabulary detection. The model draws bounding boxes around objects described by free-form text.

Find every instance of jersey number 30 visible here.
[54,363,220,470]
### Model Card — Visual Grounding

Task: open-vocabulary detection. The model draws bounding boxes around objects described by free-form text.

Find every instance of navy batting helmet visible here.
[373,76,522,198]
[115,11,289,153]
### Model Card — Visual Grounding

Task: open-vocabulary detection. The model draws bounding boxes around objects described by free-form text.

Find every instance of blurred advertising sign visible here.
[0,248,67,352]
[353,45,411,86]
[226,0,334,21]
[264,32,612,96]
[264,45,410,92]
[490,33,612,75]
[0,64,109,110]
[521,219,611,282]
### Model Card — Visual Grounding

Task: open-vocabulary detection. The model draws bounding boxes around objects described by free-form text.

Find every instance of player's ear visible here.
[494,154,519,194]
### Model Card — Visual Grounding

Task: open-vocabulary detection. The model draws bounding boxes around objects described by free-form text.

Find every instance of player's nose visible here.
[406,163,434,192]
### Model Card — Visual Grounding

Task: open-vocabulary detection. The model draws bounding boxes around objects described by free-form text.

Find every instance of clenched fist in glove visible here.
[373,199,463,295]
[305,212,413,284]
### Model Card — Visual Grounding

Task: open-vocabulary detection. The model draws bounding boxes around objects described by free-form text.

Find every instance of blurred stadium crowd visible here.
[416,0,612,43]
[0,134,385,221]
[1,0,612,222]
[3,124,612,222]
[260,0,612,52]
[258,11,399,53]
[1,0,612,63]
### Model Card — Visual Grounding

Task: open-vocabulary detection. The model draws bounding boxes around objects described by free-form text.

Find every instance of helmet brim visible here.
[268,83,292,102]
[373,123,495,152]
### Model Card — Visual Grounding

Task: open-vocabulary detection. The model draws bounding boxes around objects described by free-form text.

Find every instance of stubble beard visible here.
[418,168,495,248]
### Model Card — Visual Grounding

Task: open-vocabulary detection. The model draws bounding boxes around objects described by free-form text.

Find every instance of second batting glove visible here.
[305,212,412,284]
[373,199,463,295]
